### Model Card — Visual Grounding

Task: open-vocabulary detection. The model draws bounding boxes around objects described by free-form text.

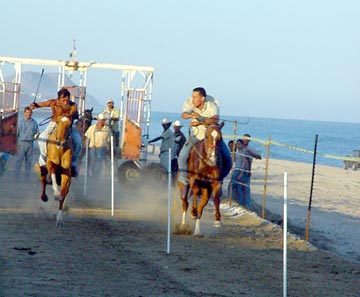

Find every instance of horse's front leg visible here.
[40,174,48,202]
[46,161,61,201]
[178,181,189,226]
[56,171,71,228]
[197,188,210,220]
[59,170,71,210]
[191,185,200,220]
[212,182,222,227]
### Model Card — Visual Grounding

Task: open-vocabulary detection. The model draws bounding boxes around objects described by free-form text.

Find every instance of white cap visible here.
[173,120,183,127]
[97,113,105,120]
[162,118,172,125]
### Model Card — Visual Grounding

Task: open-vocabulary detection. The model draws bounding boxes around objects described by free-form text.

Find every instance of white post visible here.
[111,135,115,216]
[167,148,172,254]
[283,172,288,297]
[83,138,89,196]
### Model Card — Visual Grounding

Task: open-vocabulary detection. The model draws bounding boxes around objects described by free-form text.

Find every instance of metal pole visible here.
[167,148,172,254]
[305,134,318,241]
[261,136,271,219]
[83,138,89,196]
[111,135,115,216]
[283,172,288,297]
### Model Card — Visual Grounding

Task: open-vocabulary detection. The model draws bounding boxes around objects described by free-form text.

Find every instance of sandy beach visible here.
[249,158,360,264]
[0,154,359,296]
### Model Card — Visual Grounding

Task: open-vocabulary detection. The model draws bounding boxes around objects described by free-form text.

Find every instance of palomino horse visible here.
[179,125,223,235]
[37,109,73,227]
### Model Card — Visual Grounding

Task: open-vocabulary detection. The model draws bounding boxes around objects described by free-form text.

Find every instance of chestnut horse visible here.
[38,110,73,227]
[179,125,223,235]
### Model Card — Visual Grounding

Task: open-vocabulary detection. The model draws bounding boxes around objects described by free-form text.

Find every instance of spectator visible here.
[172,120,186,174]
[242,133,262,171]
[103,99,120,148]
[230,139,251,207]
[148,118,175,172]
[14,106,39,181]
[85,113,111,177]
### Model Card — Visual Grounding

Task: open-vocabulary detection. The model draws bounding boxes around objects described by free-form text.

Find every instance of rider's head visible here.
[192,87,206,109]
[57,88,71,105]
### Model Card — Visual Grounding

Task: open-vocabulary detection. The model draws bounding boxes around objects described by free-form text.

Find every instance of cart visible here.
[343,150,360,171]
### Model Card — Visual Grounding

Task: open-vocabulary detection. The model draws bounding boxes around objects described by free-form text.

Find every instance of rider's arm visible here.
[30,99,56,110]
[58,103,78,119]
[189,114,219,127]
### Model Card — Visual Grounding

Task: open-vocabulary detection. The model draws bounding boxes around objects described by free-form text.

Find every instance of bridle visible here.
[191,126,221,167]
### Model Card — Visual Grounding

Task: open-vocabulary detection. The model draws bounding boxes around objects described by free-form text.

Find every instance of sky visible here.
[1,0,360,123]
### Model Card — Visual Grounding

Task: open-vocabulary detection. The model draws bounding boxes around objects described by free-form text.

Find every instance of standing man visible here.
[85,113,111,177]
[242,133,262,167]
[148,118,175,172]
[177,87,232,199]
[230,139,251,207]
[103,99,120,148]
[173,120,186,158]
[242,133,262,206]
[30,88,82,177]
[172,120,186,174]
[14,106,39,181]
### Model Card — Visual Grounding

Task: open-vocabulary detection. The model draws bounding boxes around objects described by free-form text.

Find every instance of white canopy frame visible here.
[0,56,154,164]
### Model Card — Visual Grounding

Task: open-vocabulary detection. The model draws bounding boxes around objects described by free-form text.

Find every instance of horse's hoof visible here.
[190,210,197,220]
[213,220,222,228]
[190,214,197,220]
[41,195,48,202]
[193,233,204,238]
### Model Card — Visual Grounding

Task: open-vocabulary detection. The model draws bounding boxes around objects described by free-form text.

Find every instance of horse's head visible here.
[54,115,72,145]
[76,107,93,133]
[203,125,222,166]
[83,108,94,124]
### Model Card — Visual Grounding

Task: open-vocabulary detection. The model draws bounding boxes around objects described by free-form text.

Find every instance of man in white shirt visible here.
[85,113,111,177]
[103,99,120,148]
[148,118,175,172]
[177,87,232,199]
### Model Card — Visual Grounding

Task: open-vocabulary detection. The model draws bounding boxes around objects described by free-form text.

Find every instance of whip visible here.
[32,68,45,103]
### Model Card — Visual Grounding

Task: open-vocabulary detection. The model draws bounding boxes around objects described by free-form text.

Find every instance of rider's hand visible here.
[191,112,200,119]
[29,103,38,110]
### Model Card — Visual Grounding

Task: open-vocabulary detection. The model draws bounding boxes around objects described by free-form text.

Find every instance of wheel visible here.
[140,162,168,188]
[117,160,141,187]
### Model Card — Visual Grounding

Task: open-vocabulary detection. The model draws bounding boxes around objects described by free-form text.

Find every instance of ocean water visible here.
[30,110,360,168]
[148,111,360,168]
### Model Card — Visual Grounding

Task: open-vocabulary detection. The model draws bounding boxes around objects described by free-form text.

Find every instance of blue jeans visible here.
[230,169,250,207]
[178,136,232,185]
[89,147,108,177]
[15,141,34,179]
